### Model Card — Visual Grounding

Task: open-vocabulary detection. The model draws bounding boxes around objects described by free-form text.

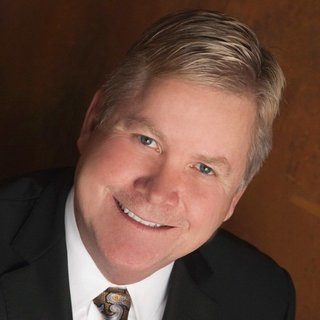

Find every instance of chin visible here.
[95,242,171,284]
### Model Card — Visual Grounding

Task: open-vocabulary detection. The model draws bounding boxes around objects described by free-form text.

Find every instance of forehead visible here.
[115,77,256,168]
[125,77,256,132]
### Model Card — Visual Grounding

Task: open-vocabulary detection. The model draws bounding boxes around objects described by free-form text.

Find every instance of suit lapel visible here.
[0,170,74,320]
[1,238,72,320]
[163,250,219,320]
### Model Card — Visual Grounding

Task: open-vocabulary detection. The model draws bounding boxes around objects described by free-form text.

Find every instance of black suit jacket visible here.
[0,169,295,320]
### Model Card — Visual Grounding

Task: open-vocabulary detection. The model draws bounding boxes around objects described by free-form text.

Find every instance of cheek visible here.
[187,187,231,236]
[81,136,146,181]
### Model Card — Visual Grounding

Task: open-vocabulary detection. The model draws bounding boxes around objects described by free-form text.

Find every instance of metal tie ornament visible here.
[93,287,131,320]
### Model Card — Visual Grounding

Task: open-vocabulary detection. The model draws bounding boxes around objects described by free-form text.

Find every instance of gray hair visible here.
[96,10,285,188]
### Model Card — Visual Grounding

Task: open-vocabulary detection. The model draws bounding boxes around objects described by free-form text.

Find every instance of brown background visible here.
[1,1,319,319]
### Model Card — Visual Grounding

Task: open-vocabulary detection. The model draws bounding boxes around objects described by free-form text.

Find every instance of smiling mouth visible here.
[115,199,166,228]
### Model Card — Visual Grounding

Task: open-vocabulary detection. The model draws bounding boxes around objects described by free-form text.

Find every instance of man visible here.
[0,10,295,320]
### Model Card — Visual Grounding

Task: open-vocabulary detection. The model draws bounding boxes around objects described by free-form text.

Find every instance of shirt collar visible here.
[65,187,173,319]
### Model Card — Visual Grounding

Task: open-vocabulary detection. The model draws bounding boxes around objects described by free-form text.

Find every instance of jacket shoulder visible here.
[0,168,66,201]
[0,168,73,247]
[199,229,295,319]
[204,229,283,270]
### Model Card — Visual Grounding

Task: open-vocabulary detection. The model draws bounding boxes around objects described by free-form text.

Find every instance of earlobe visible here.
[77,89,103,154]
[223,188,245,222]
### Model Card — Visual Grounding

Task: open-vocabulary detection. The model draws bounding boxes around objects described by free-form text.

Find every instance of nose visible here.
[133,164,181,207]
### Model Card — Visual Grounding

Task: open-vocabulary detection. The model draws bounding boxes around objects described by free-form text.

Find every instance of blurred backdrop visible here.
[1,1,319,319]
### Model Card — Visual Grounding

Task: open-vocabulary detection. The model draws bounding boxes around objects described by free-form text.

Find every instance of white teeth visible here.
[117,201,163,228]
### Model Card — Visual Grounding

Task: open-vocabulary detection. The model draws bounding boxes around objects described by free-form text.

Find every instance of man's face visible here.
[74,77,256,284]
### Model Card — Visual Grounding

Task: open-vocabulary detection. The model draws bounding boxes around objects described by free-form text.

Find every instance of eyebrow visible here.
[120,116,166,142]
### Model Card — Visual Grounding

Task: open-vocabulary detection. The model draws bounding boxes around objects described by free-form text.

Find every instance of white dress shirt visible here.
[65,188,173,320]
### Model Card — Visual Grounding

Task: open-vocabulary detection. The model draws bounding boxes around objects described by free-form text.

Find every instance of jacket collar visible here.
[1,169,74,320]
[11,169,73,262]
[163,248,219,320]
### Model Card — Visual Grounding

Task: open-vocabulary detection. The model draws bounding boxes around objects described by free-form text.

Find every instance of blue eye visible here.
[139,135,158,149]
[195,163,214,175]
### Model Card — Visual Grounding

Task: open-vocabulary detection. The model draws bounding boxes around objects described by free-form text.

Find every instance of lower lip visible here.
[113,198,171,232]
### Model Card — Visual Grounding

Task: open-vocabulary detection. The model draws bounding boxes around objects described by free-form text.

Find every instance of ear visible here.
[223,188,245,222]
[77,90,103,154]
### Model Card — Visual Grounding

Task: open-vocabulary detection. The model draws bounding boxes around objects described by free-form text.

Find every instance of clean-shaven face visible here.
[74,77,256,284]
